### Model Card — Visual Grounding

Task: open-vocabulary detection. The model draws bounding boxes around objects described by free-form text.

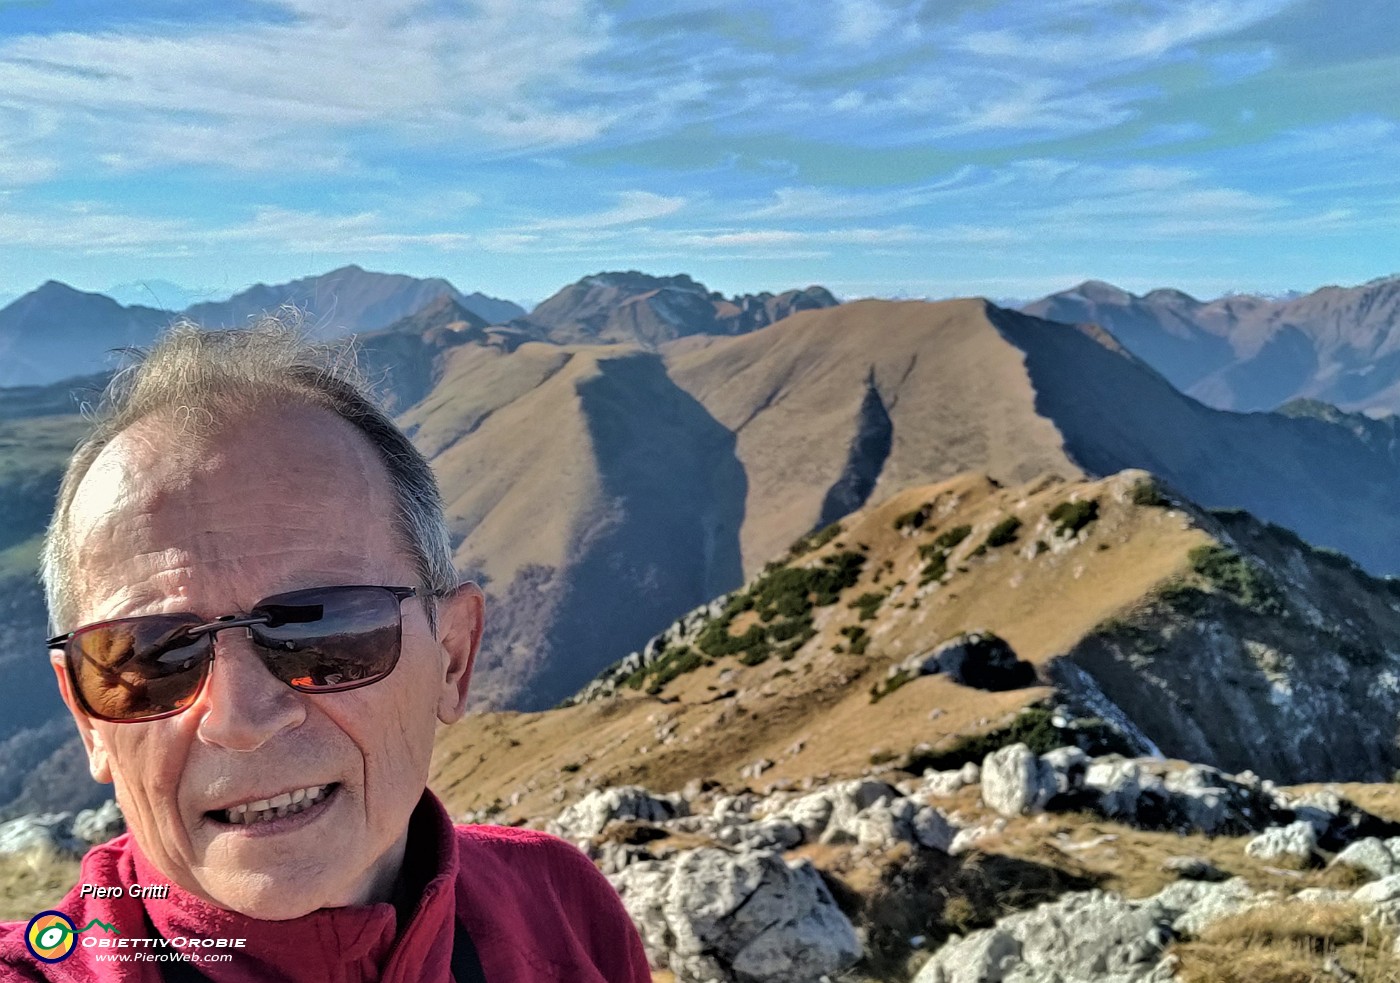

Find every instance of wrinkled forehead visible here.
[64,404,410,619]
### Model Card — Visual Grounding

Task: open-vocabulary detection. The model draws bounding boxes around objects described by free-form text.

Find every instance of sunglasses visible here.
[47,585,422,723]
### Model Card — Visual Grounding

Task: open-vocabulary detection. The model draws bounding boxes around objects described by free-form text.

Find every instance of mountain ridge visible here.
[0,266,525,387]
[1025,275,1400,414]
[512,270,840,347]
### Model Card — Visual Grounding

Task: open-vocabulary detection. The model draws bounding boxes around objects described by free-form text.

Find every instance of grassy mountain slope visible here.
[988,305,1400,575]
[403,342,746,708]
[429,467,1400,833]
[666,299,1078,575]
[407,296,1400,710]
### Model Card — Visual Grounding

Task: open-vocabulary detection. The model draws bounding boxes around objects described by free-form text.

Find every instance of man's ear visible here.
[433,582,484,725]
[50,653,113,784]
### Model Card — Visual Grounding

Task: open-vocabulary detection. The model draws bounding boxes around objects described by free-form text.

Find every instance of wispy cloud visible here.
[524,191,687,230]
[829,0,921,47]
[750,169,985,219]
[957,0,1298,65]
[0,0,622,177]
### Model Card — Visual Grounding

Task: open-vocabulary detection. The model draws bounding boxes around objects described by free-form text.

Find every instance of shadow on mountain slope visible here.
[986,303,1400,575]
[514,352,747,709]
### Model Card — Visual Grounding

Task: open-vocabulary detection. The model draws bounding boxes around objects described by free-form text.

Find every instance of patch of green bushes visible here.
[869,669,912,703]
[1130,478,1167,507]
[932,525,973,552]
[849,591,887,621]
[624,645,707,694]
[893,503,934,531]
[770,614,815,642]
[1048,499,1099,537]
[983,515,1022,549]
[918,525,972,585]
[840,625,870,656]
[1153,578,1208,614]
[788,521,843,557]
[694,551,868,667]
[737,648,770,667]
[920,554,948,585]
[1187,544,1285,616]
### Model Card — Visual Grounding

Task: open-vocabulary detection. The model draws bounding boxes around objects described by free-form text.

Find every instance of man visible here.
[0,322,652,981]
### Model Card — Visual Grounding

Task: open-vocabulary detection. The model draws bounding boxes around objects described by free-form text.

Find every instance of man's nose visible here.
[194,630,307,750]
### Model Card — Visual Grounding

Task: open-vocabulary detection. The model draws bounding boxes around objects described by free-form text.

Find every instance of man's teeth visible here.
[222,785,330,824]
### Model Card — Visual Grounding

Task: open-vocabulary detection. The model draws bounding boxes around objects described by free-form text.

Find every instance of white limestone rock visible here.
[612,847,861,983]
[1332,837,1400,880]
[1244,821,1318,865]
[981,744,1057,817]
[548,785,688,839]
[0,812,83,858]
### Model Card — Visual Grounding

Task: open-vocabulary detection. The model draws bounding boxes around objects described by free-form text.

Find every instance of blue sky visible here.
[0,0,1395,309]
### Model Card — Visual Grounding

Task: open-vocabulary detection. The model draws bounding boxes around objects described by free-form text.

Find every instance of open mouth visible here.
[208,783,341,826]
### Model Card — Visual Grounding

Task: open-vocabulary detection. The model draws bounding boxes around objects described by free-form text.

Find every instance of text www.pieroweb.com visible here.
[93,951,233,963]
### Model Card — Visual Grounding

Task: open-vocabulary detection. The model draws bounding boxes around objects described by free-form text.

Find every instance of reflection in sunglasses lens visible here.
[66,586,407,721]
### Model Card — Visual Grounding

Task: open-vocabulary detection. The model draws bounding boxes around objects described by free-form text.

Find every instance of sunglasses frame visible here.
[47,585,420,724]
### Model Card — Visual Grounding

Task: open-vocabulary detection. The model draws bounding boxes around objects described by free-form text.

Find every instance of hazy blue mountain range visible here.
[1025,276,1400,415]
[0,266,526,387]
[104,279,222,310]
[180,264,523,338]
[0,282,170,388]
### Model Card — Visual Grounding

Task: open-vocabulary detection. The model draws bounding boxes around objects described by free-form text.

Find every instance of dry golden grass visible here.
[430,469,1207,827]
[0,850,81,921]
[1174,902,1400,983]
[666,299,1081,573]
[953,805,1386,902]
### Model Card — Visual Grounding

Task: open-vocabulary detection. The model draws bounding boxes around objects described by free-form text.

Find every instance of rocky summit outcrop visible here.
[893,631,1038,692]
[447,742,1400,983]
[512,271,838,348]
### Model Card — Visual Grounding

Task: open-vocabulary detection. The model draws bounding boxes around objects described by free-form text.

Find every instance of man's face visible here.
[51,404,480,919]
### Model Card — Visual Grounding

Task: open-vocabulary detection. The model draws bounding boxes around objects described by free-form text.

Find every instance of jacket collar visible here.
[127,790,459,981]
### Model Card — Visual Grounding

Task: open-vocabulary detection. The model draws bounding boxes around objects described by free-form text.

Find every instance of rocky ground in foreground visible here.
[11,749,1400,982]
[522,740,1400,982]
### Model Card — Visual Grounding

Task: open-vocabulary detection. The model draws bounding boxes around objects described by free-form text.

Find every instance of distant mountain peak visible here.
[386,294,489,334]
[180,266,516,339]
[579,271,711,295]
[521,272,840,347]
[1142,287,1201,305]
[1073,280,1133,302]
[31,280,87,298]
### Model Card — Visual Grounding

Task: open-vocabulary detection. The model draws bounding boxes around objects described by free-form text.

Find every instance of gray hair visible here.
[41,316,458,633]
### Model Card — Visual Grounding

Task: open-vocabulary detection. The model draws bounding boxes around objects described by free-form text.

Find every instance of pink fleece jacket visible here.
[0,792,651,982]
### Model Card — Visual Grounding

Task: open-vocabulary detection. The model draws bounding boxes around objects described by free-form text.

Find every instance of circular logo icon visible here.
[25,911,78,963]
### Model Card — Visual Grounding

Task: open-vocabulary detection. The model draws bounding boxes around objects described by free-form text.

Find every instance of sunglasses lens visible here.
[68,616,211,722]
[250,586,403,691]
